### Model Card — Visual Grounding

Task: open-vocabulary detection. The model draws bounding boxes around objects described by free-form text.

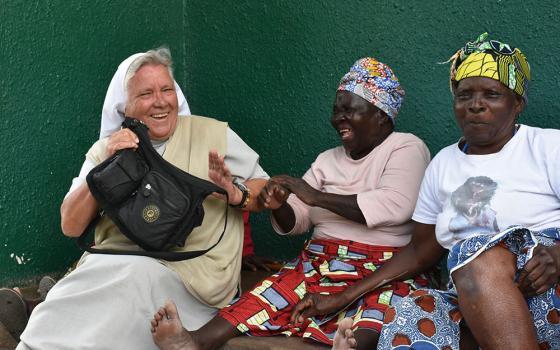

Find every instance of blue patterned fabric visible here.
[378,227,560,350]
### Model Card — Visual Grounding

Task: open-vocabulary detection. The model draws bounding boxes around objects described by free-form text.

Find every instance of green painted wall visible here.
[181,1,560,262]
[0,0,189,284]
[2,0,559,285]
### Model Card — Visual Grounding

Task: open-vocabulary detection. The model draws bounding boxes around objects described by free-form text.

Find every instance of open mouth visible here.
[151,113,168,120]
[338,128,353,140]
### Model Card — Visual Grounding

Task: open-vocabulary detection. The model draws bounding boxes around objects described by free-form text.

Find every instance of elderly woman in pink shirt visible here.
[151,57,432,350]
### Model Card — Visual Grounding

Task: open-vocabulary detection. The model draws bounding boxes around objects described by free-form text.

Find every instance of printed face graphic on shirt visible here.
[448,176,500,235]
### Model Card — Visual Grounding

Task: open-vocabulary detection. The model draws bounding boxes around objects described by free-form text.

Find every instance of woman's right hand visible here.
[105,128,139,158]
[517,244,560,297]
[259,178,290,210]
[241,254,281,272]
[290,292,348,325]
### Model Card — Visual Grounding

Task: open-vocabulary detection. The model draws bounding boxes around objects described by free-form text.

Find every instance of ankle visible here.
[164,329,197,350]
[189,331,204,350]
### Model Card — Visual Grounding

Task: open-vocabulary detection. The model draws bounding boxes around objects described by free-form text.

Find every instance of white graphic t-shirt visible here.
[413,125,560,250]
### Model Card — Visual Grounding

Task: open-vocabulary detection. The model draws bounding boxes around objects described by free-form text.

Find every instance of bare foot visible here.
[151,300,198,350]
[332,317,357,350]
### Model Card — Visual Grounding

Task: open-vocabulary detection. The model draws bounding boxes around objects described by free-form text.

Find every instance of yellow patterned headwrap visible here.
[449,33,531,102]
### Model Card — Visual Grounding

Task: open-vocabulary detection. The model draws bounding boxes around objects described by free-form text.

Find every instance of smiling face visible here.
[126,63,179,140]
[453,77,524,154]
[331,90,392,159]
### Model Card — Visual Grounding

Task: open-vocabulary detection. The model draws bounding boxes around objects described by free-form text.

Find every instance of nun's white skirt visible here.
[17,254,218,350]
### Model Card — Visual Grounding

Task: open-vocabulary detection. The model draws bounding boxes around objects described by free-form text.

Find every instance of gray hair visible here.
[124,47,174,93]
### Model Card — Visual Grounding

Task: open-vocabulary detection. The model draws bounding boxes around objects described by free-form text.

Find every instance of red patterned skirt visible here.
[219,239,430,345]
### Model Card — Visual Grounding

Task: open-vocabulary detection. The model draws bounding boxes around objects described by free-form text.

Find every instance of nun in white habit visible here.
[99,52,191,139]
[17,50,268,350]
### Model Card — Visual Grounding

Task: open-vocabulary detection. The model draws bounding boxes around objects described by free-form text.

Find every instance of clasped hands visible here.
[207,151,321,209]
[258,175,319,209]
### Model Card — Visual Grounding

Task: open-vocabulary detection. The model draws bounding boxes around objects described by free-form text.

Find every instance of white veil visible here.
[99,52,191,139]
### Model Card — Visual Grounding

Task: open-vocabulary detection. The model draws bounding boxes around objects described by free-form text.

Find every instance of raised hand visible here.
[517,244,560,297]
[208,150,241,205]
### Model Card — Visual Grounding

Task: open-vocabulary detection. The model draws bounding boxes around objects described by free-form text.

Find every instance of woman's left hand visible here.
[272,175,319,206]
[208,150,241,205]
[517,244,560,297]
[290,292,347,325]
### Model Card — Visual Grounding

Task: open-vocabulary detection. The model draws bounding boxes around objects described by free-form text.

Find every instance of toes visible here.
[163,300,180,321]
[164,299,178,312]
[154,310,163,322]
[339,317,353,328]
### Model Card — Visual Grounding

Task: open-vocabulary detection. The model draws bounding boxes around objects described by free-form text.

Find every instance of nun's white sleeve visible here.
[225,127,269,182]
[65,159,96,199]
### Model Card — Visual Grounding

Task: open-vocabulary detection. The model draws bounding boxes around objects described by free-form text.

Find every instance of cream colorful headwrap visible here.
[449,33,531,102]
[99,52,191,139]
[338,57,405,123]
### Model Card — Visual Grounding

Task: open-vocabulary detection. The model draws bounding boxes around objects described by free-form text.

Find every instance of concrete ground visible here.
[0,271,329,350]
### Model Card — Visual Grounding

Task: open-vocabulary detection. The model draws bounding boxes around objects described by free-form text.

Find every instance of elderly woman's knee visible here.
[452,246,517,297]
[452,263,485,297]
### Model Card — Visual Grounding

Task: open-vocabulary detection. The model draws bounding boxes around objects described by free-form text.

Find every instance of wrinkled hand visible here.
[242,254,280,272]
[259,178,290,210]
[290,292,347,325]
[517,244,560,297]
[272,175,319,206]
[208,150,241,205]
[105,129,138,159]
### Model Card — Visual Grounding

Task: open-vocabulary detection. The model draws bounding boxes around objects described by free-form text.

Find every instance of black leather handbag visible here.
[78,117,228,261]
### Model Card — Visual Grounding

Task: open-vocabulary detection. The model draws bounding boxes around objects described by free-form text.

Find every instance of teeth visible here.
[339,128,351,134]
[151,113,168,119]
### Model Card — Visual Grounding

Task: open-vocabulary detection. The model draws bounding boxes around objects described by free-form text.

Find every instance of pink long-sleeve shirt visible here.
[272,132,430,247]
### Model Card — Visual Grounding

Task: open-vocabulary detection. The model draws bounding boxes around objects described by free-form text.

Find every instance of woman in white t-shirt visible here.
[327,34,560,350]
[378,33,559,350]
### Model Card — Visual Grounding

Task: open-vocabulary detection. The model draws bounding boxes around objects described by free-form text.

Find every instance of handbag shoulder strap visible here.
[77,117,230,261]
[77,195,229,262]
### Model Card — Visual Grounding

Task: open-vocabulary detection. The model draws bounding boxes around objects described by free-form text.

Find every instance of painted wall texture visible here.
[0,0,190,284]
[1,0,559,285]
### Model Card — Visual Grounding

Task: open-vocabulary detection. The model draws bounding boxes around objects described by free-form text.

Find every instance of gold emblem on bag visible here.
[142,205,160,223]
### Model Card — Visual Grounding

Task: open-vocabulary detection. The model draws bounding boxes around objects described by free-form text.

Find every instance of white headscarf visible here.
[99,52,191,139]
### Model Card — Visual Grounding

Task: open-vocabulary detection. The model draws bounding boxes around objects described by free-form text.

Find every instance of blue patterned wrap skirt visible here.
[378,227,560,350]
